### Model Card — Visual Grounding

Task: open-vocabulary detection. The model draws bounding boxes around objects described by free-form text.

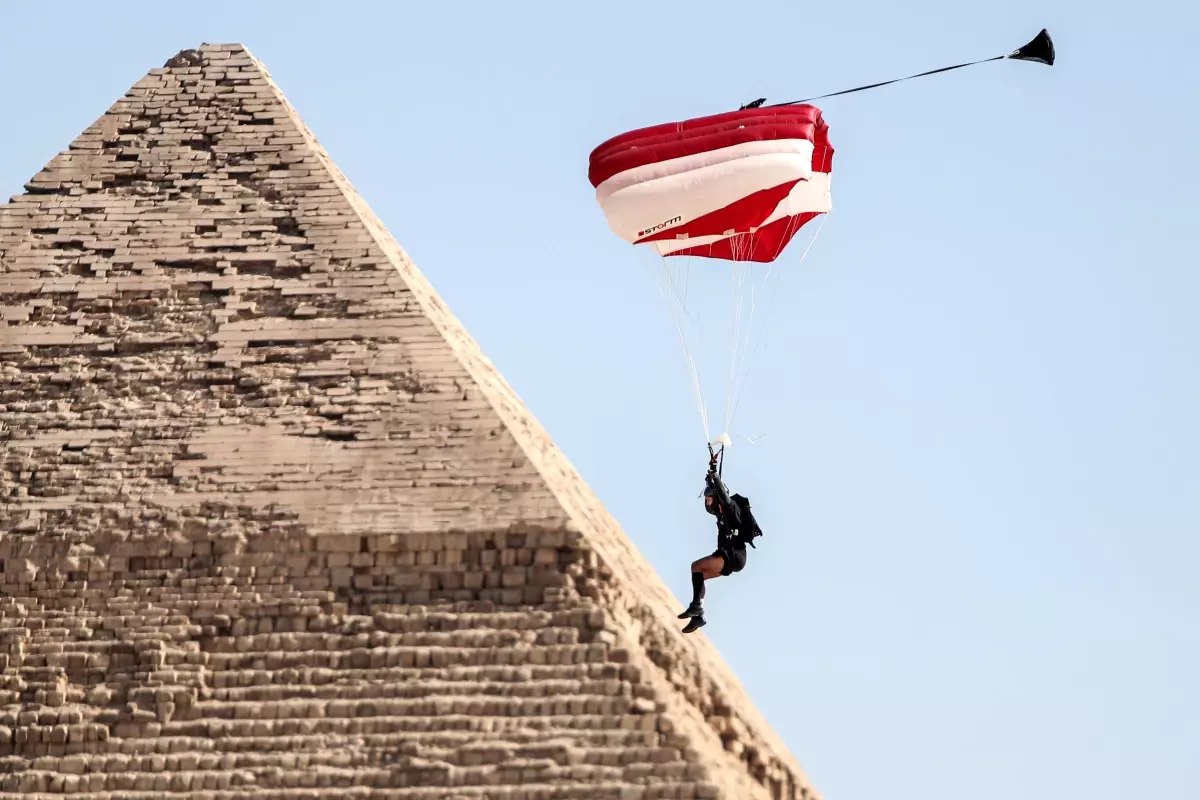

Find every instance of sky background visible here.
[2,2,1197,799]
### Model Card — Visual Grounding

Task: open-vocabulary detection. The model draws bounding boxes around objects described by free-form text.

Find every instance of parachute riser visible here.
[707,442,725,479]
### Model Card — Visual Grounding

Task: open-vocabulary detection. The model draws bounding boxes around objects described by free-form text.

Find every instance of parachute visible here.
[588,105,833,264]
[587,105,835,451]
[587,28,1054,460]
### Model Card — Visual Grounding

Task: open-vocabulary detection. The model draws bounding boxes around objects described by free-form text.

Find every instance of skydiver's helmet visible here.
[703,483,719,515]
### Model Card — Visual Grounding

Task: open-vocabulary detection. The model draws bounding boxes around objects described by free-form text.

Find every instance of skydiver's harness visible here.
[705,444,763,550]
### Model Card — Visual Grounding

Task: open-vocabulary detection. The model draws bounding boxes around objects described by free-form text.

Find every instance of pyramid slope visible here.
[0,44,817,799]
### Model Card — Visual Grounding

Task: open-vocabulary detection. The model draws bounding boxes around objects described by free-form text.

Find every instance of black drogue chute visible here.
[1009,28,1056,66]
[739,28,1057,110]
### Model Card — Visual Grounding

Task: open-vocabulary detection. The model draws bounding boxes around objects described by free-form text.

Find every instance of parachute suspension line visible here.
[636,211,830,455]
[723,252,749,441]
[657,254,699,328]
[654,255,711,442]
[724,259,736,438]
[718,230,769,442]
[731,249,770,430]
[727,239,755,436]
[686,257,696,314]
[728,214,823,427]
[727,211,831,428]
[745,220,788,400]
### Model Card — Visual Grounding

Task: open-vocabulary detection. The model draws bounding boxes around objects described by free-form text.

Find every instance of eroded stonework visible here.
[0,44,818,799]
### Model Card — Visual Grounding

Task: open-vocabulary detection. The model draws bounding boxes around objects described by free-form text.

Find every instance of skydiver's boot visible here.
[682,613,707,634]
[677,602,703,619]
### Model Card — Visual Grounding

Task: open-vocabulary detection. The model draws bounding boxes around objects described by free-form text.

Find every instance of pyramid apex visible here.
[162,43,254,69]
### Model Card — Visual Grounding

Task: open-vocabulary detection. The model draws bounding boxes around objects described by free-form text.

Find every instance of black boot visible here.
[677,601,703,619]
[682,613,706,634]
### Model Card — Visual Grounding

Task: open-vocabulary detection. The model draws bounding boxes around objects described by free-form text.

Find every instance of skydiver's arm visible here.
[706,473,742,527]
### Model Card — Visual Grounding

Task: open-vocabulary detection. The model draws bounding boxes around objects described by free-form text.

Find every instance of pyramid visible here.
[0,44,817,799]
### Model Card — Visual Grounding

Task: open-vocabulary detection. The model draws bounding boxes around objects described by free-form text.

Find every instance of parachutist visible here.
[677,461,762,634]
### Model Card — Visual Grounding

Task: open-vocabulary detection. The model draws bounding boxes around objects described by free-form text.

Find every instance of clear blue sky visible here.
[2,2,1196,798]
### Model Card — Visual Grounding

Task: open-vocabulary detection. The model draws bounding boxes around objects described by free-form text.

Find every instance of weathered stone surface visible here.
[0,43,818,799]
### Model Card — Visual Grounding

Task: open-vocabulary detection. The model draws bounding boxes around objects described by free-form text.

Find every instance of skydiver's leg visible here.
[692,553,727,586]
[679,554,725,611]
[678,553,726,633]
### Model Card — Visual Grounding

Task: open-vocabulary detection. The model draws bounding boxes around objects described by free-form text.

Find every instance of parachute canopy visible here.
[588,105,834,263]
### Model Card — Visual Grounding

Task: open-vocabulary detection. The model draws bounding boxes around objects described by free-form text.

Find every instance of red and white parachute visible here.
[585,29,1054,457]
[589,105,833,263]
[588,105,835,451]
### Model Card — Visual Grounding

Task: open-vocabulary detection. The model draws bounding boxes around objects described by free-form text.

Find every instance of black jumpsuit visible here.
[706,475,750,576]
